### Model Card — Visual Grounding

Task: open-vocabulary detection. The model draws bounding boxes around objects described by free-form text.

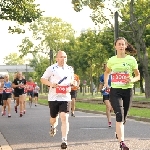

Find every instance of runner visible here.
[22,75,27,114]
[70,73,80,117]
[12,72,26,117]
[33,82,40,106]
[104,37,140,150]
[26,77,35,105]
[99,63,113,127]
[0,76,5,115]
[2,74,12,117]
[41,50,74,149]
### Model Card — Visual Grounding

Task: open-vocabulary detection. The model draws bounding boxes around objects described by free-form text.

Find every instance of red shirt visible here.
[26,82,36,91]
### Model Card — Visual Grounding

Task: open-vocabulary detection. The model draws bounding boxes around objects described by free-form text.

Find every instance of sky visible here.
[0,0,96,65]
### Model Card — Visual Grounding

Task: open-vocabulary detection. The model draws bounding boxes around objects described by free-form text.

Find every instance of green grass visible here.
[76,102,150,118]
[38,99,150,119]
[76,92,150,101]
[38,99,49,105]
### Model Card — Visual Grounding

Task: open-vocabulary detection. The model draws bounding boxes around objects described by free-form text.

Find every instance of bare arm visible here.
[132,69,140,82]
[104,67,111,86]
[40,78,57,88]
[12,83,20,88]
[99,82,104,91]
[125,69,140,83]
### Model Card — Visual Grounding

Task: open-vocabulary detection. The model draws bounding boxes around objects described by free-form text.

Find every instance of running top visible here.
[26,82,35,92]
[13,78,26,94]
[34,85,40,93]
[99,74,111,95]
[71,74,80,91]
[41,63,74,101]
[107,55,138,89]
[3,81,12,93]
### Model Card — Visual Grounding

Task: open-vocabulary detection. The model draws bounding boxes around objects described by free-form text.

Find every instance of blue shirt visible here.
[3,81,12,93]
[4,81,12,88]
[99,74,111,95]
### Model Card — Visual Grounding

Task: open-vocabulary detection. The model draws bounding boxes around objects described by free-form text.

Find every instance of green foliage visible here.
[3,52,26,65]
[61,29,114,87]
[28,54,49,83]
[0,0,43,33]
[18,17,75,57]
[0,0,42,23]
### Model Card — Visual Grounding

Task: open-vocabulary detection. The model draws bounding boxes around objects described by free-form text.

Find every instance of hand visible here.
[124,76,131,83]
[52,83,58,88]
[103,83,109,89]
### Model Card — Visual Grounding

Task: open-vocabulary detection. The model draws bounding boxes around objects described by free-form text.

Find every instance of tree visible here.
[72,0,150,98]
[3,52,26,65]
[0,0,43,33]
[62,29,114,94]
[18,17,75,57]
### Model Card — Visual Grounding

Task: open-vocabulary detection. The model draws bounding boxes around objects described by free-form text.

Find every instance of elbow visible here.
[40,78,44,84]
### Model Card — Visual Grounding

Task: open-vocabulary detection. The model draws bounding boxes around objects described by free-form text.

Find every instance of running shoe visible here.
[71,112,75,117]
[23,110,26,114]
[15,106,17,113]
[108,122,111,127]
[120,141,129,150]
[61,141,67,149]
[49,126,56,137]
[8,114,11,118]
[1,112,4,116]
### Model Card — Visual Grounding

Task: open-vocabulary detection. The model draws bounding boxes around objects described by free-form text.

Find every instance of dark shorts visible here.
[70,90,77,99]
[34,93,38,97]
[27,91,34,97]
[48,101,70,118]
[103,95,110,102]
[0,94,3,105]
[14,92,24,97]
[2,93,12,100]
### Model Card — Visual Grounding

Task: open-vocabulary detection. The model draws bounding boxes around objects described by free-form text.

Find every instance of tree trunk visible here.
[139,77,145,93]
[142,55,150,98]
[135,39,150,97]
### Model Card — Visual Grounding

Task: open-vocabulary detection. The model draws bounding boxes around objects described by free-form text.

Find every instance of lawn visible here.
[38,99,150,119]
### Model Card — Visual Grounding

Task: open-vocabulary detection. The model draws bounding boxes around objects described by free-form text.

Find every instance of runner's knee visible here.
[116,112,124,122]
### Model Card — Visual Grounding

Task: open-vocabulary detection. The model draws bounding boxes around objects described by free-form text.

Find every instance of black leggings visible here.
[109,88,133,123]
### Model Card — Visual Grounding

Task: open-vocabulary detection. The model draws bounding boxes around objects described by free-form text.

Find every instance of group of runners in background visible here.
[0,72,40,117]
[0,37,140,150]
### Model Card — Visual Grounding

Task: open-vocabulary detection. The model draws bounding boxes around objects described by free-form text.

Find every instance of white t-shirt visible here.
[41,63,74,101]
[34,85,40,93]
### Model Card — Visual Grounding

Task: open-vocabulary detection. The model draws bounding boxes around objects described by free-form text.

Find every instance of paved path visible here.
[0,101,150,150]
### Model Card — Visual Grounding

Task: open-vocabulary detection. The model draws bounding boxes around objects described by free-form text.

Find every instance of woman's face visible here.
[115,39,127,54]
[17,72,22,78]
[4,75,9,81]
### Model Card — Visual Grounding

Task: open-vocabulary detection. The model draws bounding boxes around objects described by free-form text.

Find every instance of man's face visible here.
[57,51,67,66]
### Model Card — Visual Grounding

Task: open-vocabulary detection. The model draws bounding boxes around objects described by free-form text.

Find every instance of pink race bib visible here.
[111,73,129,83]
[56,86,68,94]
[5,88,12,93]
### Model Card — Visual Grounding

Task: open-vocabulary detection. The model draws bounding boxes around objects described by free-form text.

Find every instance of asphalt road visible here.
[0,101,150,150]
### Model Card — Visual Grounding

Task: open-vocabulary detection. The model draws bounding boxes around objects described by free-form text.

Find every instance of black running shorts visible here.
[70,90,77,99]
[103,95,110,102]
[48,101,70,118]
[2,93,12,100]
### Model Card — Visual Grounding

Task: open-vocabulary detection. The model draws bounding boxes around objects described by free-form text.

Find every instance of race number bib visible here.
[5,88,12,93]
[111,73,129,84]
[56,86,68,94]
[106,88,110,93]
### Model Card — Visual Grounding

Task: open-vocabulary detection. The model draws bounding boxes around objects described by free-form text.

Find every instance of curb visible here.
[0,132,12,150]
[76,108,150,123]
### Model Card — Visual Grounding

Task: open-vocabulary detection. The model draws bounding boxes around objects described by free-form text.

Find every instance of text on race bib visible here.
[111,73,129,84]
[56,86,68,94]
